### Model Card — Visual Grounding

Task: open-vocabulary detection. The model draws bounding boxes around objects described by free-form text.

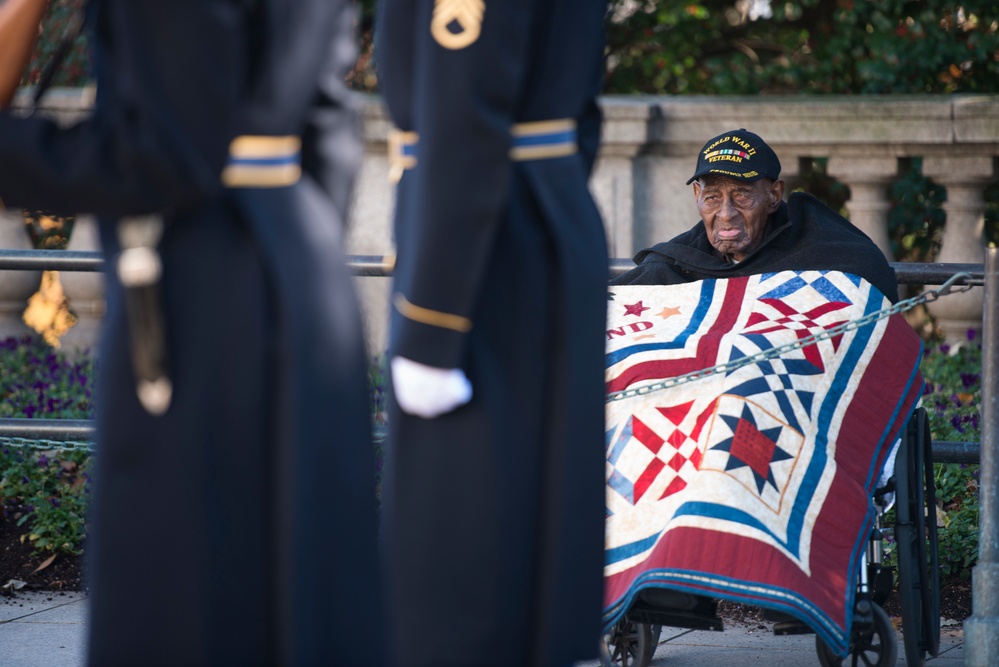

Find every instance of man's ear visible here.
[692,180,702,201]
[769,179,786,210]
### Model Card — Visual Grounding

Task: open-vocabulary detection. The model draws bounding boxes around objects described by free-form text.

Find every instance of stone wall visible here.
[2,90,997,351]
[352,94,999,349]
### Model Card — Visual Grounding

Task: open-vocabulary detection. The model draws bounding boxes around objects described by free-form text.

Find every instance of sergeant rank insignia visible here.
[431,0,485,50]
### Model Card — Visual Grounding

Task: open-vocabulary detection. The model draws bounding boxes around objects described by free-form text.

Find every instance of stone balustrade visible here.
[2,90,997,351]
[353,94,998,349]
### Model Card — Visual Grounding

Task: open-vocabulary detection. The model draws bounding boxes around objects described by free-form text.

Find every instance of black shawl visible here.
[612,192,899,303]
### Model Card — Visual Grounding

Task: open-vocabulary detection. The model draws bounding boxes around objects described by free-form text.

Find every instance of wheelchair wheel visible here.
[815,602,897,667]
[894,408,941,666]
[599,619,655,667]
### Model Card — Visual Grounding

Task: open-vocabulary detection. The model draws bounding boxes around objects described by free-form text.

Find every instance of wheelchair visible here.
[600,407,941,667]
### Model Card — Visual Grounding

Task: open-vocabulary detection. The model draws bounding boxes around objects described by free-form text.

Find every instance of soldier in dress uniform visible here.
[0,1,383,665]
[375,1,609,665]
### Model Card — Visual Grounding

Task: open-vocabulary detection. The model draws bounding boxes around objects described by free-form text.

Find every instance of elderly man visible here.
[612,129,898,303]
[602,130,921,661]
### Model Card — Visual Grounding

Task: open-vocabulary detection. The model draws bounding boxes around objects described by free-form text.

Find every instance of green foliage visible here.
[883,335,982,581]
[368,353,388,427]
[26,0,999,98]
[0,335,93,419]
[921,334,982,441]
[888,159,947,263]
[22,211,75,251]
[933,462,979,579]
[605,0,999,95]
[0,446,91,556]
[887,160,998,263]
[920,335,982,580]
[366,354,388,504]
[792,157,850,215]
[20,0,90,89]
[0,336,391,554]
[0,335,94,556]
[350,0,379,91]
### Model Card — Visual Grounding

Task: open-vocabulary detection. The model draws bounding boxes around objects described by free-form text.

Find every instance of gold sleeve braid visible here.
[394,293,473,333]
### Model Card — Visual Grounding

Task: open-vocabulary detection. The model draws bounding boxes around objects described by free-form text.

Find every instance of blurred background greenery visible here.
[31,0,999,95]
[31,1,999,101]
[18,0,88,90]
[344,0,999,96]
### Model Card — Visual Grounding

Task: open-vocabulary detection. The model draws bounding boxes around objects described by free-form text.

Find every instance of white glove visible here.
[390,356,473,419]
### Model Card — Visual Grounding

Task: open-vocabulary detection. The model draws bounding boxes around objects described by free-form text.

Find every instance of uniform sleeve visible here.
[386,0,538,369]
[0,0,246,217]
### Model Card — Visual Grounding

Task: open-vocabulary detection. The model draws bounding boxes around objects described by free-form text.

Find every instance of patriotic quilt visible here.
[603,271,924,655]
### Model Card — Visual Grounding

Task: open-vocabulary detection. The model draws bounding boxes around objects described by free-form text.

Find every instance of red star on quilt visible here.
[623,301,650,317]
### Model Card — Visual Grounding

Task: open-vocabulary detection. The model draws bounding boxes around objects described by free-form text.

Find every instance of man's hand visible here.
[391,356,472,419]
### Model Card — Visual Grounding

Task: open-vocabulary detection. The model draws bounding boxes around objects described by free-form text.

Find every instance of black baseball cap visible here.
[686,129,781,185]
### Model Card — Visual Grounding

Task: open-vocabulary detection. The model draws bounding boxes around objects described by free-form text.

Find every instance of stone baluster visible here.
[0,211,41,341]
[778,156,806,196]
[921,156,996,345]
[345,104,397,357]
[827,157,899,260]
[594,101,650,258]
[59,215,106,353]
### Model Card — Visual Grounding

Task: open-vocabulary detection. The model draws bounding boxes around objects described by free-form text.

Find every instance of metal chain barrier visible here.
[606,273,974,403]
[0,436,95,453]
[0,272,977,448]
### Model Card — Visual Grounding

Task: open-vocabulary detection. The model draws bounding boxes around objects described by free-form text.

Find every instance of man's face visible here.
[693,176,784,262]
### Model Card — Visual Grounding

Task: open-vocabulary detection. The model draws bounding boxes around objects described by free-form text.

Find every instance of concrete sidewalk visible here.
[0,591,87,667]
[577,618,965,666]
[0,590,966,666]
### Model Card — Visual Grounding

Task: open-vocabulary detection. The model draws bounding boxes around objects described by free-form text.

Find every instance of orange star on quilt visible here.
[657,305,681,320]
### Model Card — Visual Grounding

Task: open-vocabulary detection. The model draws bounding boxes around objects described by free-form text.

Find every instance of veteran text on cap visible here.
[687,129,782,185]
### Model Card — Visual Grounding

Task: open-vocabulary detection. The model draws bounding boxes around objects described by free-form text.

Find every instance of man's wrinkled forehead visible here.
[697,175,771,191]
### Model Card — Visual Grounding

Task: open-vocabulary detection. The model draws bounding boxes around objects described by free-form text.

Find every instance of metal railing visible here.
[0,249,988,464]
[0,249,989,285]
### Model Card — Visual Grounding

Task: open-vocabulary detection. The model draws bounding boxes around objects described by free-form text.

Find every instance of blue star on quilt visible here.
[725,344,821,432]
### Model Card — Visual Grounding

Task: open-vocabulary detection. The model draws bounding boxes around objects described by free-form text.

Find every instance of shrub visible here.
[0,335,93,419]
[888,159,947,263]
[0,335,392,555]
[20,0,90,89]
[369,353,389,427]
[880,332,982,582]
[0,335,94,556]
[603,1,999,96]
[0,445,91,556]
[919,333,983,580]
[933,462,980,579]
